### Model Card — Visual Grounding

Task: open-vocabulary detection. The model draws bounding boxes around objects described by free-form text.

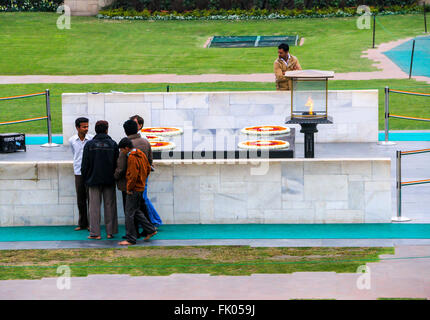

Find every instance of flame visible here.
[305,96,314,115]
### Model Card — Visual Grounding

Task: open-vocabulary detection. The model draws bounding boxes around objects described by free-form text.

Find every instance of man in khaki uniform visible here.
[274,43,302,91]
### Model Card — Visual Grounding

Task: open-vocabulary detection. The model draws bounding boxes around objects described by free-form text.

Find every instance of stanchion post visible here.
[397,151,402,217]
[392,151,411,222]
[378,86,396,145]
[424,3,428,33]
[372,14,376,48]
[167,85,170,92]
[409,39,415,79]
[41,89,59,148]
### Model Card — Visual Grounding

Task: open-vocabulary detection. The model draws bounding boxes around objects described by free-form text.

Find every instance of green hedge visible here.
[97,5,424,20]
[106,0,420,12]
[0,0,63,12]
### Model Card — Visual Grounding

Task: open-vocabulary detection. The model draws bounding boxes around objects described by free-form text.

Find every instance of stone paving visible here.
[0,246,428,300]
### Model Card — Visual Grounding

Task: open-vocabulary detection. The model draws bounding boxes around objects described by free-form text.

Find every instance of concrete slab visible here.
[1,141,429,223]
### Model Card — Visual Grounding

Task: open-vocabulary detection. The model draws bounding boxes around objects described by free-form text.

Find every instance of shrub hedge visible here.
[106,0,420,12]
[0,0,63,12]
[97,5,425,20]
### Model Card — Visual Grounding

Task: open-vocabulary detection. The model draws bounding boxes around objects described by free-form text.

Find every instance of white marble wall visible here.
[0,158,391,226]
[62,90,379,145]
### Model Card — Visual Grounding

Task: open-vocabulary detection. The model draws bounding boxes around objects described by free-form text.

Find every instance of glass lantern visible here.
[285,70,334,119]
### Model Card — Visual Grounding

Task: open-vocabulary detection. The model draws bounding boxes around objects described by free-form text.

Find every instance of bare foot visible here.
[118,240,134,246]
[74,227,87,231]
[107,234,114,239]
[143,231,157,241]
[88,235,101,240]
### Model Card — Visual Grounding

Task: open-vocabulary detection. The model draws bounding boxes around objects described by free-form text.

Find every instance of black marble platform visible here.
[152,128,295,160]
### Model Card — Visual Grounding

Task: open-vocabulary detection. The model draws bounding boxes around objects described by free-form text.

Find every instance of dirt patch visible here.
[269,254,342,261]
[108,247,212,260]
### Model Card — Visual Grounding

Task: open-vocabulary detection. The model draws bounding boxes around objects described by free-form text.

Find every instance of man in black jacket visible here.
[81,120,119,240]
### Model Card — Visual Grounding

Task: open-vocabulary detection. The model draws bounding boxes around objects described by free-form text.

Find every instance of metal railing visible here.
[0,89,58,148]
[394,148,430,222]
[379,86,430,145]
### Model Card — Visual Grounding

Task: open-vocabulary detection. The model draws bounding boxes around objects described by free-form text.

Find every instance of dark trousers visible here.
[89,184,118,237]
[75,175,89,228]
[121,190,152,235]
[125,191,156,244]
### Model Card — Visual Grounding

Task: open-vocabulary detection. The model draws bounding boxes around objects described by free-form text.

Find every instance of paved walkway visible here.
[0,246,428,300]
[0,37,429,85]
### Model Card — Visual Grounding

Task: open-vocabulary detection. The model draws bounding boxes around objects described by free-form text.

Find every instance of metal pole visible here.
[41,89,59,148]
[167,85,170,92]
[378,86,396,145]
[392,150,411,222]
[385,86,389,143]
[372,14,376,48]
[409,39,416,79]
[424,3,428,33]
[397,151,402,218]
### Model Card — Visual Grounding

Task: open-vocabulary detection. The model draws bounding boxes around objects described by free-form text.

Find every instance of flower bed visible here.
[97,5,425,21]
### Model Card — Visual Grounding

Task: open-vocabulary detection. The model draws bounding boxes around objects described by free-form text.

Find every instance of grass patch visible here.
[0,79,429,134]
[0,13,426,75]
[0,246,394,280]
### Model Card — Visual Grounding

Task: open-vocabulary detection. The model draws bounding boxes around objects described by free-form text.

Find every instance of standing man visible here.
[81,120,119,240]
[69,117,93,231]
[130,115,145,138]
[274,43,302,91]
[117,138,157,246]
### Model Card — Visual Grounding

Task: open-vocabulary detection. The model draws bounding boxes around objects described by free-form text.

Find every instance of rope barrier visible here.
[0,116,48,126]
[401,148,430,155]
[0,89,57,148]
[379,86,430,145]
[394,148,430,222]
[389,89,430,97]
[402,178,430,186]
[0,92,46,101]
[389,114,430,122]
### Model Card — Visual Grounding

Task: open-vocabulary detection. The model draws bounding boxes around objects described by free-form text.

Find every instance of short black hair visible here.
[75,117,89,128]
[95,120,109,134]
[278,43,289,52]
[118,137,133,149]
[130,115,144,127]
[123,120,138,136]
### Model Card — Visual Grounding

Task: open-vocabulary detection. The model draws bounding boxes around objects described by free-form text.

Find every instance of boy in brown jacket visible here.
[117,138,157,246]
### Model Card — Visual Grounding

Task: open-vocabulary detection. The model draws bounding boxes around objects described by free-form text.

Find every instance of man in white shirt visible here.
[69,117,93,231]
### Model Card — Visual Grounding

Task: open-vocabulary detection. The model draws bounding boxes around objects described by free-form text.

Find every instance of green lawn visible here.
[0,12,426,75]
[0,79,429,134]
[0,246,393,280]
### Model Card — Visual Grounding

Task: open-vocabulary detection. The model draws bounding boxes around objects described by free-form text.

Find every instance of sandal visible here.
[107,234,114,239]
[143,231,157,241]
[88,235,101,240]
